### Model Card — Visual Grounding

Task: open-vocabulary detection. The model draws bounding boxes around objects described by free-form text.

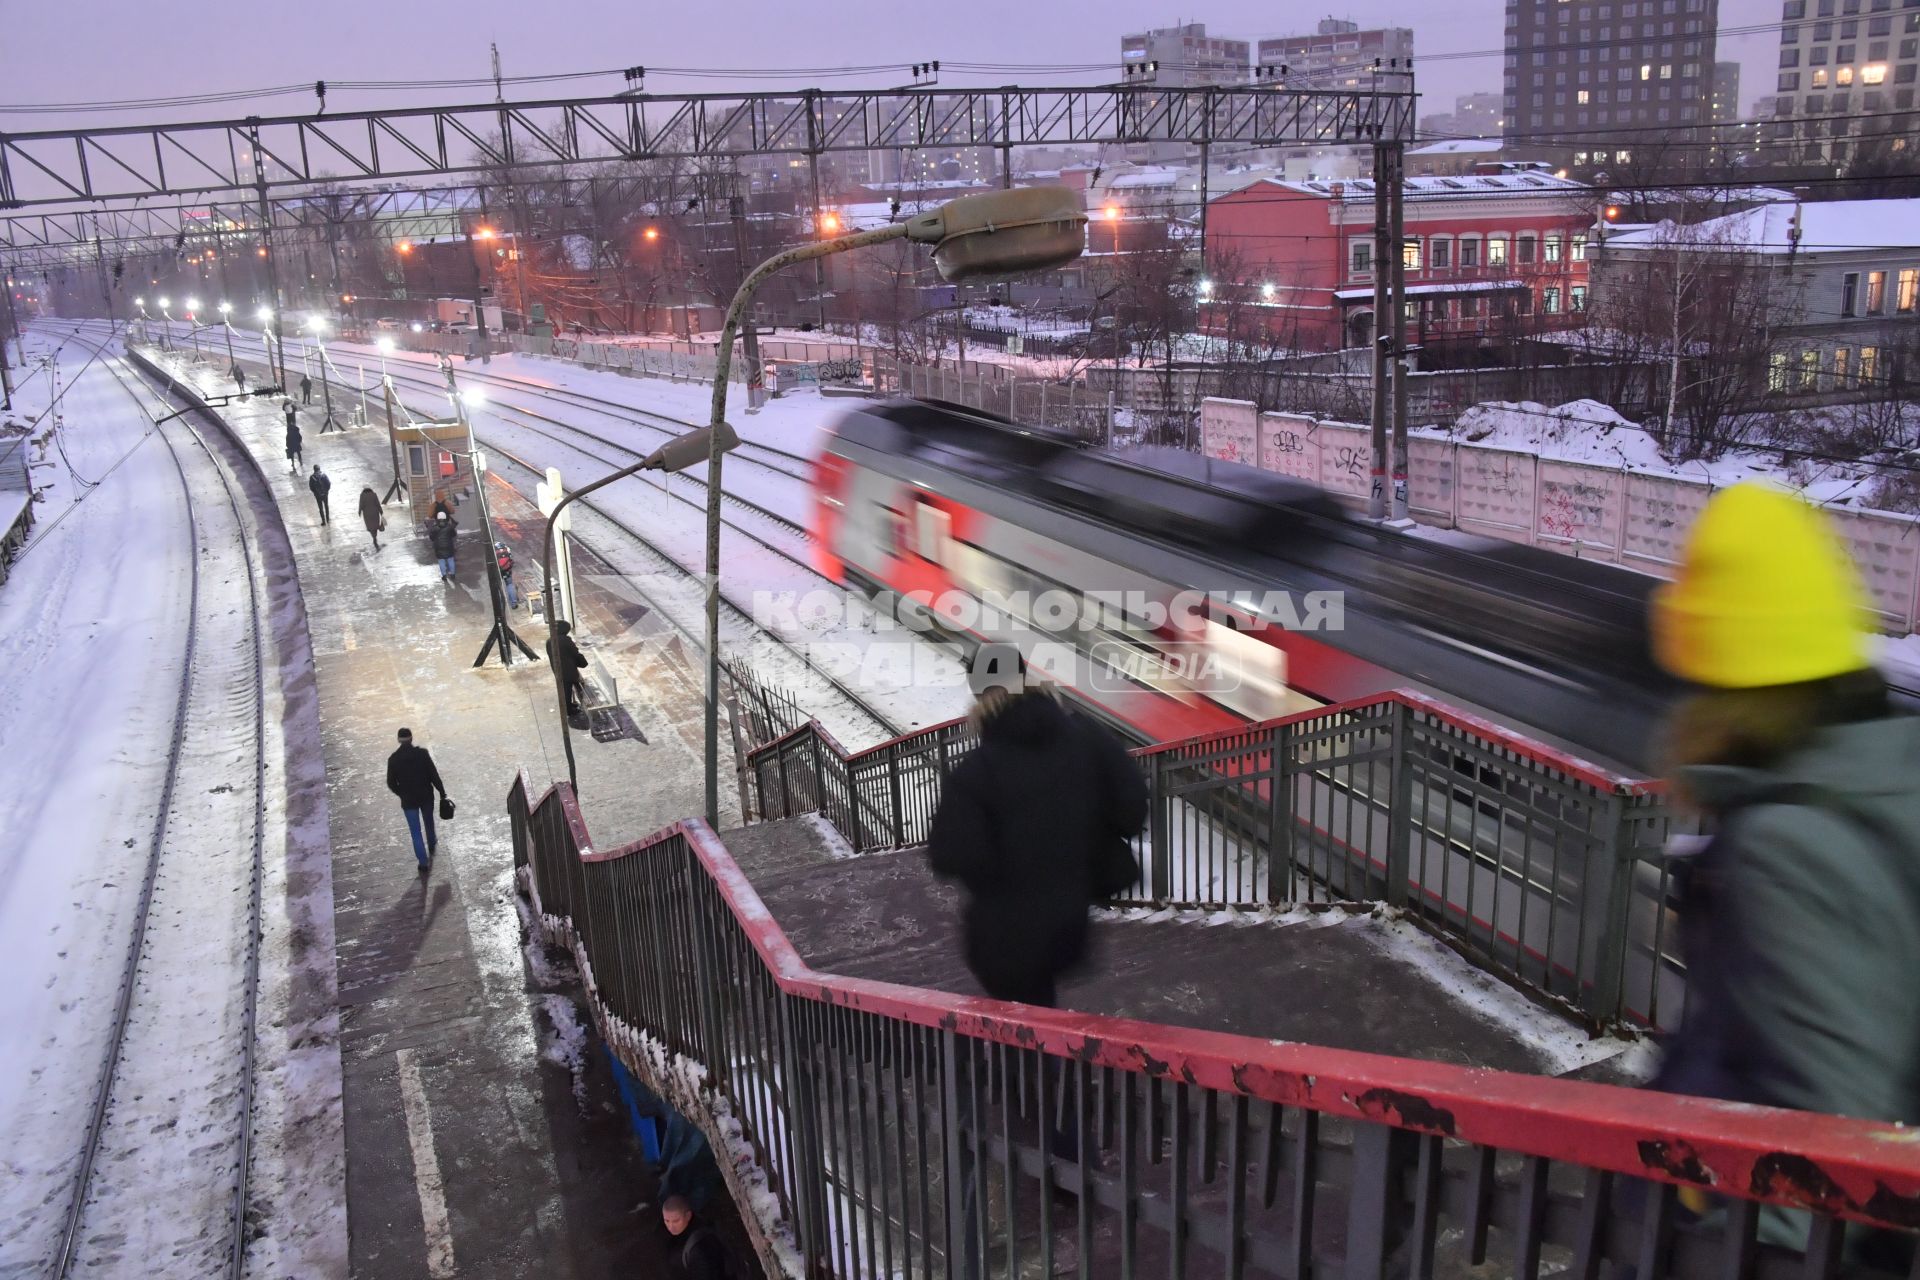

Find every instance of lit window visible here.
[1572,232,1590,260]
[1660,63,1675,76]
[1545,234,1563,262]
[1487,236,1511,266]
[1814,68,1831,85]
[1863,62,1889,81]
[1862,346,1880,383]
[1899,267,1918,312]
[1617,148,1633,161]
[1867,269,1887,311]
[1571,284,1589,310]
[1641,62,1654,78]
[1799,349,1820,390]
[1544,286,1563,312]
[1834,346,1853,388]
[1577,89,1592,103]
[1403,239,1423,271]
[1768,351,1790,392]
[1838,65,1856,83]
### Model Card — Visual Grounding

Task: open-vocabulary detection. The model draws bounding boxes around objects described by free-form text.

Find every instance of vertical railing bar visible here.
[1464,1144,1497,1265]
[1406,1133,1444,1280]
[1201,1087,1220,1184]
[1000,1041,1020,1280]
[1801,1212,1845,1280]
[857,1014,882,1280]
[1075,1059,1093,1278]
[1720,1196,1759,1280]
[1513,1154,1550,1280]
[1260,1100,1283,1210]
[1170,1081,1191,1280]
[1121,1069,1139,1280]
[1568,1167,1612,1280]
[1636,1181,1676,1280]
[1226,1094,1249,1279]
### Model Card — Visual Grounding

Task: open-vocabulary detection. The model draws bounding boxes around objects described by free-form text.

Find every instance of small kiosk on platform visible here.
[400,421,474,525]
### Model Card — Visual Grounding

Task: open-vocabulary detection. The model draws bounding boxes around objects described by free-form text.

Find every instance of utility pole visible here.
[250,121,290,395]
[492,45,534,335]
[729,191,766,411]
[449,359,536,668]
[1369,147,1392,521]
[0,257,17,410]
[1387,142,1410,523]
[466,217,493,364]
[805,91,828,331]
[381,376,409,505]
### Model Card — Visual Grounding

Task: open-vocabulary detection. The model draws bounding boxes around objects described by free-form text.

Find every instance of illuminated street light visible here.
[134,297,146,307]
[256,306,273,323]
[157,296,171,308]
[819,211,841,234]
[397,241,414,254]
[643,226,660,242]
[185,297,200,312]
[377,336,396,354]
[459,386,486,408]
[218,301,232,315]
[1261,282,1276,300]
[475,227,497,240]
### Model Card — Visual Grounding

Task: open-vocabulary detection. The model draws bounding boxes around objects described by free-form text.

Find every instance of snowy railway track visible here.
[54,330,269,1279]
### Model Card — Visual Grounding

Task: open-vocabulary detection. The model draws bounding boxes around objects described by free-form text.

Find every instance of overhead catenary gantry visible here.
[1,82,1415,252]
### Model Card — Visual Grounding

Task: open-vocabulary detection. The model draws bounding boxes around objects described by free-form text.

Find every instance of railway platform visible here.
[144,349,756,1277]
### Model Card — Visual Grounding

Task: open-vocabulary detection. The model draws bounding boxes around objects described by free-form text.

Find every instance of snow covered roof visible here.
[1333,279,1529,300]
[1106,168,1184,189]
[1408,138,1503,155]
[1264,172,1590,201]
[1604,197,1920,255]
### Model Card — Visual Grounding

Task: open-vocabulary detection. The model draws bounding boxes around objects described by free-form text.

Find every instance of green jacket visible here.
[1661,713,1920,1126]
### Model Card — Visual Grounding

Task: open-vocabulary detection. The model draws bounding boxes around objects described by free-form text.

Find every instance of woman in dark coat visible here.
[283,412,302,472]
[358,487,384,550]
[928,644,1148,1008]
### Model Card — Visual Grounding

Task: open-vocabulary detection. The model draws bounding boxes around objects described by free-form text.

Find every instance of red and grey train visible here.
[811,398,1680,770]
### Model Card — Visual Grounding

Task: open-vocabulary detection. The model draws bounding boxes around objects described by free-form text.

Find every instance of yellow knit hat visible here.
[1651,483,1874,688]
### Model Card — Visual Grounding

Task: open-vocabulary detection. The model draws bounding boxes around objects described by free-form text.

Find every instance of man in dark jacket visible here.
[307,463,332,525]
[546,619,589,715]
[928,643,1148,1009]
[384,727,449,870]
[428,510,458,582]
[661,1196,737,1280]
[299,372,313,404]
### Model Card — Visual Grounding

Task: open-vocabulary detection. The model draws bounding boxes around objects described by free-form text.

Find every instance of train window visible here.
[915,499,951,565]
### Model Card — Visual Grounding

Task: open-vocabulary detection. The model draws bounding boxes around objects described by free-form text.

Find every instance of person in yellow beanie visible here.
[1648,483,1918,1264]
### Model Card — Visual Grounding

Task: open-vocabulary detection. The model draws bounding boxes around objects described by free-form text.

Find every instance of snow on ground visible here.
[177,323,974,739]
[0,326,200,1267]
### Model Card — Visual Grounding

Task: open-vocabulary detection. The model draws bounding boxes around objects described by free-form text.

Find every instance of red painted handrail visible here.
[515,770,1920,1232]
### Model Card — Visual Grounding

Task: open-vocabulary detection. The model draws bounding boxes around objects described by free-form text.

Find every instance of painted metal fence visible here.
[510,773,1920,1280]
[749,691,1693,1031]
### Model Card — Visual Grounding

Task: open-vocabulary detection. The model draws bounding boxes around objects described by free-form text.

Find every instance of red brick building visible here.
[1202,173,1599,352]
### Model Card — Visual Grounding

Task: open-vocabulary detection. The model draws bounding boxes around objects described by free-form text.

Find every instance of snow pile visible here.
[537,993,591,1108]
[1440,399,1668,469]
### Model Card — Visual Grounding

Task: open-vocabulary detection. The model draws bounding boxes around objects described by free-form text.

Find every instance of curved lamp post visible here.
[541,186,1089,820]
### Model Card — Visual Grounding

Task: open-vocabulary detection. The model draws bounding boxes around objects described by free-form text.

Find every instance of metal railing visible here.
[747,691,1695,1031]
[510,771,1920,1280]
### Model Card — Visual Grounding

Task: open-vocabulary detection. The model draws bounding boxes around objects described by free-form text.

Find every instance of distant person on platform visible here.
[547,619,589,716]
[283,410,302,473]
[299,372,313,404]
[428,509,458,583]
[307,463,332,526]
[660,1196,740,1280]
[495,541,521,608]
[358,486,385,550]
[385,727,450,872]
[1647,482,1920,1264]
[231,364,246,393]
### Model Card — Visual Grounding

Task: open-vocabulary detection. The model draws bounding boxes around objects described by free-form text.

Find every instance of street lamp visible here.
[307,316,337,431]
[157,297,174,351]
[540,186,1088,820]
[216,301,240,385]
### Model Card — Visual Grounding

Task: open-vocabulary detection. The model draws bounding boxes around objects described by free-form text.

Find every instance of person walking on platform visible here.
[495,541,521,608]
[299,372,313,404]
[547,618,588,715]
[307,463,332,525]
[358,486,385,550]
[385,727,450,871]
[424,514,456,587]
[1646,483,1920,1265]
[282,400,301,471]
[929,643,1148,1011]
[232,364,247,394]
[428,509,458,582]
[661,1196,740,1280]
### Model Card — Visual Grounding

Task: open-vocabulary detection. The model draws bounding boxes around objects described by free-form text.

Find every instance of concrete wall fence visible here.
[1199,397,1920,635]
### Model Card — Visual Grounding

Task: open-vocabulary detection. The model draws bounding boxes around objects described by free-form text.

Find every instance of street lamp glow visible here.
[459,387,486,408]
[1198,278,1213,296]
[307,317,327,335]
[134,297,145,307]
[218,301,232,314]
[377,337,396,354]
[157,296,171,309]
[819,211,841,234]
[1261,282,1276,300]
[256,306,274,323]
[475,227,496,240]
[410,322,424,333]
[185,297,200,312]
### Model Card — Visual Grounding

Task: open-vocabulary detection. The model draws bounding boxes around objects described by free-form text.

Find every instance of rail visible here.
[747,691,1693,1030]
[510,771,1920,1280]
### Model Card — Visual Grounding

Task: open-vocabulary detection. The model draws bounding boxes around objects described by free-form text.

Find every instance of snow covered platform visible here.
[720,816,1648,1083]
[138,349,753,1277]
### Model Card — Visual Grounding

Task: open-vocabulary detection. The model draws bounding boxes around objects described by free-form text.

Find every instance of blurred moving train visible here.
[811,398,1686,771]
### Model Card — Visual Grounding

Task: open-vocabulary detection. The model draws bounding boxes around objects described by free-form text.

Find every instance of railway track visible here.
[132,321,920,742]
[111,321,941,743]
[52,326,269,1278]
